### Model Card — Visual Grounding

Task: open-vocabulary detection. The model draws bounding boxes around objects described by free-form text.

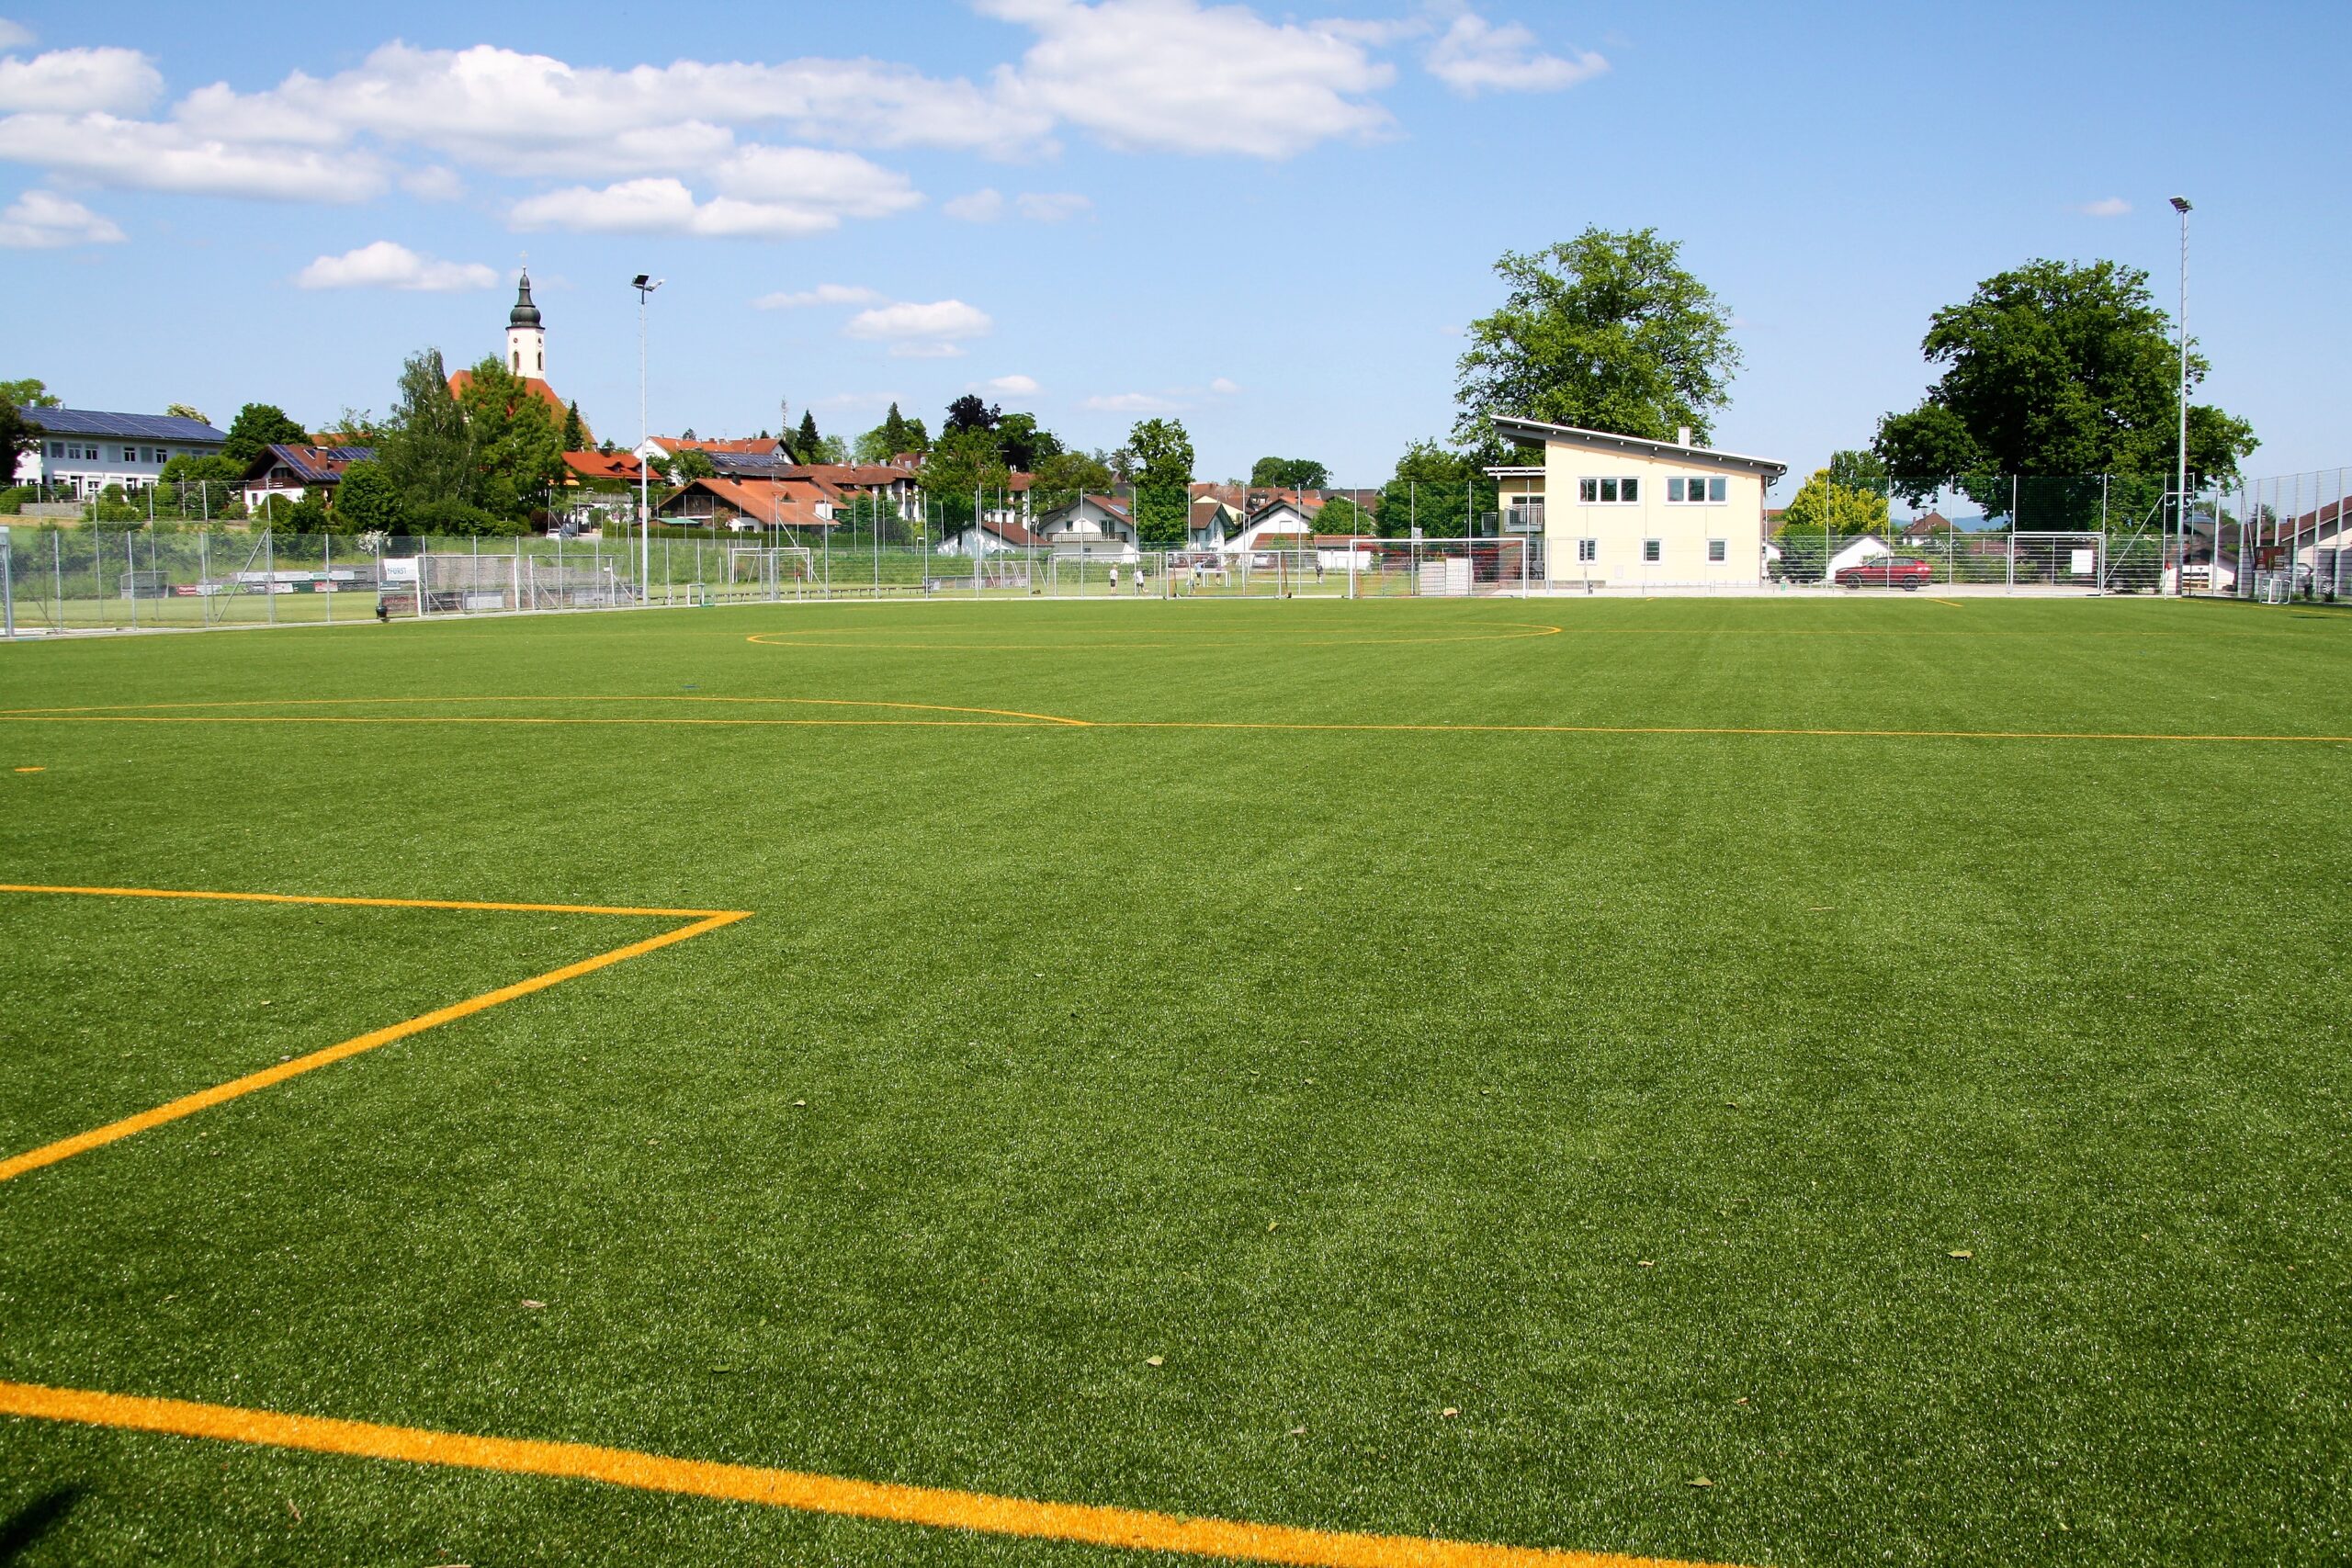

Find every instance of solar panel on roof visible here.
[26,408,230,442]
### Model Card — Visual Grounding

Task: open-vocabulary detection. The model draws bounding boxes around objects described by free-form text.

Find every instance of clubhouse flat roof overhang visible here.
[1494,416,1787,482]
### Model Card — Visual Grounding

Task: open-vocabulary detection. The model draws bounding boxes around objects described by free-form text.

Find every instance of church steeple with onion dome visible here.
[507,269,546,378]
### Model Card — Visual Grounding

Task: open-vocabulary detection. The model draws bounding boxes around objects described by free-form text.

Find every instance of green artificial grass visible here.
[0,594,2345,1566]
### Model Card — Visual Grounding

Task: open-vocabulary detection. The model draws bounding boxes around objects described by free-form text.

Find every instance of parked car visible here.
[1835,555,1935,590]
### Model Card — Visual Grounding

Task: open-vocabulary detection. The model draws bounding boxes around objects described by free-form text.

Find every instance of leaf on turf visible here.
[792,1100,808,1108]
[1289,1426,1307,1436]
[1637,1259,1655,1269]
[1268,1220,1279,1233]
[1688,1477,1713,1488]
[521,1299,546,1309]
[1145,1356,1165,1368]
[1734,1397,1749,1406]
[1442,1407,1459,1418]
[1947,1250,1973,1259]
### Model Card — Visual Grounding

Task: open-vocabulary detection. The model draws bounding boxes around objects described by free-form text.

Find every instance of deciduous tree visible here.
[1251,457,1329,490]
[1125,417,1193,545]
[222,402,310,465]
[1453,228,1741,449]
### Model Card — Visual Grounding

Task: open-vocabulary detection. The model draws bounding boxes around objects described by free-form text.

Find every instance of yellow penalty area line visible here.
[0,885,749,1183]
[0,1381,1735,1568]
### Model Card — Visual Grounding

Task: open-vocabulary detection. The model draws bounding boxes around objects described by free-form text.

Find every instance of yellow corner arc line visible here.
[0,887,749,1183]
[0,694,1090,728]
[0,1380,1737,1568]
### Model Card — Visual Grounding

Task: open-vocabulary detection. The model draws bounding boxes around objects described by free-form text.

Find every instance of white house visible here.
[1035,493,1138,559]
[17,408,231,496]
[1826,535,1893,575]
[935,517,1042,557]
[1223,500,1316,555]
[1489,417,1787,588]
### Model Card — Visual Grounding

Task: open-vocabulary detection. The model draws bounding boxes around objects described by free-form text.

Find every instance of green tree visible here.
[1031,447,1114,515]
[332,459,405,534]
[806,434,850,466]
[1250,456,1329,490]
[944,395,1000,439]
[1315,494,1370,534]
[376,348,476,511]
[164,401,211,424]
[0,391,38,485]
[1375,441,1494,537]
[1872,258,2258,513]
[1775,470,1892,536]
[0,379,60,408]
[920,427,1012,534]
[1826,448,1887,494]
[560,400,586,451]
[222,402,310,465]
[670,447,718,480]
[454,356,563,520]
[995,412,1061,472]
[1453,228,1742,450]
[1125,417,1193,546]
[794,408,820,462]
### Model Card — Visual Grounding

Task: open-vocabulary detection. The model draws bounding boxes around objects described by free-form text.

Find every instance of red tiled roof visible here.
[650,435,785,457]
[562,449,642,482]
[658,476,831,528]
[448,370,576,433]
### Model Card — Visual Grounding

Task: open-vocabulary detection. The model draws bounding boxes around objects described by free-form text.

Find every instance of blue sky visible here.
[2,0,2343,492]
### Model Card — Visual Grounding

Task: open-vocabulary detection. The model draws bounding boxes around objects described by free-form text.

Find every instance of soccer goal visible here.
[726,546,813,603]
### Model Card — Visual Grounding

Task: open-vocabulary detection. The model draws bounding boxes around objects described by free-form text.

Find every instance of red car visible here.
[1835,555,1935,590]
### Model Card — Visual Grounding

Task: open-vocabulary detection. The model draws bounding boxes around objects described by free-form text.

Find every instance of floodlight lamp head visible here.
[2169,196,2191,213]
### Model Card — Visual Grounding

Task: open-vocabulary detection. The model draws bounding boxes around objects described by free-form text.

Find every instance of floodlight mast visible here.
[633,275,664,603]
[2169,197,2190,594]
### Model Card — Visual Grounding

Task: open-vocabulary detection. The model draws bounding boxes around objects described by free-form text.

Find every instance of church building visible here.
[447,269,585,440]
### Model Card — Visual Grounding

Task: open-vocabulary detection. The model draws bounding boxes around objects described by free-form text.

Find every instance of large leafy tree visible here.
[1873,258,2257,511]
[332,459,405,533]
[1251,456,1329,490]
[1375,441,1495,538]
[920,428,1012,535]
[222,402,310,465]
[995,412,1060,472]
[1031,447,1113,513]
[1316,494,1371,534]
[376,349,476,511]
[1775,470,1892,536]
[0,379,59,409]
[944,395,1001,439]
[1125,417,1193,545]
[1454,228,1742,450]
[455,356,564,519]
[0,392,37,484]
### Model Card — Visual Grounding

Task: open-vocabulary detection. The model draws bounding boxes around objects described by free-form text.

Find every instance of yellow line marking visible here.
[0,1381,1733,1568]
[744,624,1565,651]
[0,694,1090,728]
[12,765,41,773]
[0,705,2344,746]
[1928,598,1964,608]
[0,886,749,1183]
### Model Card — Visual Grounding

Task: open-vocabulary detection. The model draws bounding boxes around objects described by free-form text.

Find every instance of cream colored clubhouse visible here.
[1489,416,1787,587]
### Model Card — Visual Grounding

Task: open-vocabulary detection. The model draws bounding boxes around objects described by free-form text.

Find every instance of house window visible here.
[122,446,137,462]
[49,442,62,457]
[1643,539,1662,563]
[1577,538,1598,562]
[1668,477,1727,503]
[1707,538,1727,562]
[1577,476,1641,503]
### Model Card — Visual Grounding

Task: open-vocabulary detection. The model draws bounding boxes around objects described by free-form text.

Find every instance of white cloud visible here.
[0,47,161,115]
[400,164,464,200]
[295,240,497,291]
[2077,196,2132,218]
[978,374,1041,395]
[170,40,1052,172]
[1015,190,1090,221]
[0,113,385,200]
[712,144,920,218]
[1424,13,1607,96]
[0,21,35,51]
[1083,391,1178,413]
[510,177,845,239]
[979,0,1395,158]
[844,298,992,342]
[1209,376,1240,395]
[0,187,122,247]
[944,186,1005,221]
[754,282,885,310]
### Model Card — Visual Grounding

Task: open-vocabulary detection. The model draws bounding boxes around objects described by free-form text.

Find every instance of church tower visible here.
[507,270,546,379]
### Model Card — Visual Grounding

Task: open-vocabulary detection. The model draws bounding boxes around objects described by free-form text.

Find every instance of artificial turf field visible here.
[0,593,2345,1568]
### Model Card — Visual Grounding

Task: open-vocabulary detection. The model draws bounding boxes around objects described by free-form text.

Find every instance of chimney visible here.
[1676,424,1693,447]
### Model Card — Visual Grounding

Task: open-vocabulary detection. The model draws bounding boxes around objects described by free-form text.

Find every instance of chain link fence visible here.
[3,469,2342,638]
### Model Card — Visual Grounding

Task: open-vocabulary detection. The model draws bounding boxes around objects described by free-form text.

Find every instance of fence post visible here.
[1,525,12,641]
[264,528,277,624]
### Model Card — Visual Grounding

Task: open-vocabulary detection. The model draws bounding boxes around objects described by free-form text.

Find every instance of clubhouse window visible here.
[1643,539,1662,563]
[1668,476,1727,503]
[1708,538,1727,562]
[1577,476,1640,503]
[1577,537,1598,561]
